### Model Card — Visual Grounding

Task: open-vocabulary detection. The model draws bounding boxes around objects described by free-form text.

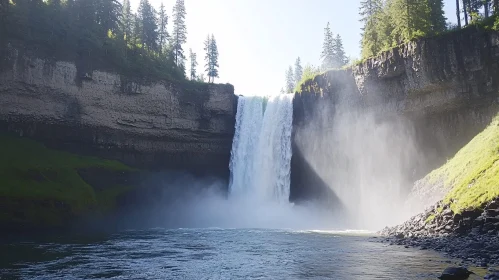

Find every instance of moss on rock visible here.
[0,134,137,229]
[427,115,499,213]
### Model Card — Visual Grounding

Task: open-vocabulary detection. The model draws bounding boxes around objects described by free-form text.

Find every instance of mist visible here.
[294,102,426,230]
[112,170,345,231]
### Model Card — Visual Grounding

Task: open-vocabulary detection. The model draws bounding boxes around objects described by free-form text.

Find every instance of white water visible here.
[229,95,294,203]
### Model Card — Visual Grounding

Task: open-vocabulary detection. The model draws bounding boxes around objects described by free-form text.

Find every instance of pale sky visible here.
[130,0,457,96]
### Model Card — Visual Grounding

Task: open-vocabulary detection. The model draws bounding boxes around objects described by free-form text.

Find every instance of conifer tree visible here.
[204,34,219,83]
[294,57,303,86]
[320,22,336,70]
[209,34,219,82]
[122,0,133,44]
[333,34,348,68]
[172,0,187,68]
[158,2,168,53]
[285,66,295,93]
[138,0,158,51]
[96,0,122,38]
[189,48,198,80]
[428,0,446,33]
[359,0,383,57]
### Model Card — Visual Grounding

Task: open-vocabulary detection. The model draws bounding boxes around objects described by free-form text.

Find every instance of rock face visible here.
[0,45,237,177]
[292,27,499,206]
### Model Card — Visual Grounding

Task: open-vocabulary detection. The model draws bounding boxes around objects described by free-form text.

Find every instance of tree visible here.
[131,13,142,46]
[172,0,187,68]
[428,0,446,33]
[96,0,122,39]
[122,0,133,44]
[321,22,336,70]
[359,0,383,57]
[456,0,462,28]
[333,34,348,68]
[158,2,168,53]
[463,0,469,25]
[294,57,303,86]
[285,66,295,93]
[189,48,198,80]
[204,34,220,83]
[138,0,158,51]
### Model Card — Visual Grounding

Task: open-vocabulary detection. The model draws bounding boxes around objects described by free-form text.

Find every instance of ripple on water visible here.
[0,228,489,279]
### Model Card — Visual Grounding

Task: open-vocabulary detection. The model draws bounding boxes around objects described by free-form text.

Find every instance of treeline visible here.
[282,22,348,93]
[360,0,499,59]
[0,0,220,83]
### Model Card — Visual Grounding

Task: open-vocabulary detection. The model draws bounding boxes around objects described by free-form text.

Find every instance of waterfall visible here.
[229,94,294,203]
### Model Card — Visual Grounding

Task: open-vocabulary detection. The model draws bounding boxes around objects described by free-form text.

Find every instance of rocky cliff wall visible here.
[291,27,499,210]
[0,45,237,177]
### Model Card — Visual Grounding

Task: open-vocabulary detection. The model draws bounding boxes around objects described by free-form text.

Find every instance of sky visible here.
[130,0,458,96]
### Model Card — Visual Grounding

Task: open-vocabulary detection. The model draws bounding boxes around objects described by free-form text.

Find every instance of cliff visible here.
[291,27,499,221]
[0,45,237,176]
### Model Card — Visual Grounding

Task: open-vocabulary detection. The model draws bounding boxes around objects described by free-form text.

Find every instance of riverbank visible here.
[380,198,499,267]
[379,113,499,268]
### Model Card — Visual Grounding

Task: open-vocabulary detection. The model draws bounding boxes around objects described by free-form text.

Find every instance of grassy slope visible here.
[427,115,499,213]
[0,134,135,227]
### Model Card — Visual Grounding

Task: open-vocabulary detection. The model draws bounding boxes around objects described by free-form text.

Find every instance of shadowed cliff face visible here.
[292,28,499,227]
[0,45,237,177]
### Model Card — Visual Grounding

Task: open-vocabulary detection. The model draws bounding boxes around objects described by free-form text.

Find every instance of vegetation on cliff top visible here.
[0,0,221,84]
[0,134,135,227]
[427,115,499,214]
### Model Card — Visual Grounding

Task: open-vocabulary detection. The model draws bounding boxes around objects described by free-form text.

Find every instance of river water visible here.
[0,228,485,280]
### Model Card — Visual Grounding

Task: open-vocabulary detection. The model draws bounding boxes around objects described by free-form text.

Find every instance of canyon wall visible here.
[291,27,499,215]
[0,45,237,177]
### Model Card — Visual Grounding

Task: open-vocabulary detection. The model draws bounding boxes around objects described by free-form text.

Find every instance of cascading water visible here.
[229,94,294,203]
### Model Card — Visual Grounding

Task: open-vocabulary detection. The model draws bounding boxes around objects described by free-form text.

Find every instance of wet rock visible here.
[484,272,499,280]
[437,267,474,279]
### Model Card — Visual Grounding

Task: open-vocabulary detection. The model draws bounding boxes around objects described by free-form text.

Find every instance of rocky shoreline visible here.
[379,198,499,268]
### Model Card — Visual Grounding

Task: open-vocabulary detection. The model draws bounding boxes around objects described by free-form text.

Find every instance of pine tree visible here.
[333,34,348,68]
[158,2,168,53]
[138,0,158,51]
[172,0,187,68]
[320,22,336,70]
[132,13,142,46]
[359,0,383,58]
[122,0,133,44]
[294,57,303,86]
[204,35,212,82]
[189,48,198,80]
[428,0,446,33]
[204,34,219,83]
[209,34,219,82]
[285,66,295,93]
[96,0,122,38]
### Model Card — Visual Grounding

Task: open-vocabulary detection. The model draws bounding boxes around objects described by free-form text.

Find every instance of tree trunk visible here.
[463,0,469,25]
[494,0,499,14]
[485,0,490,18]
[456,0,462,28]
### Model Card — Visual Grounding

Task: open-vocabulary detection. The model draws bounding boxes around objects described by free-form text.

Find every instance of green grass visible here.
[0,134,136,227]
[426,115,499,213]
